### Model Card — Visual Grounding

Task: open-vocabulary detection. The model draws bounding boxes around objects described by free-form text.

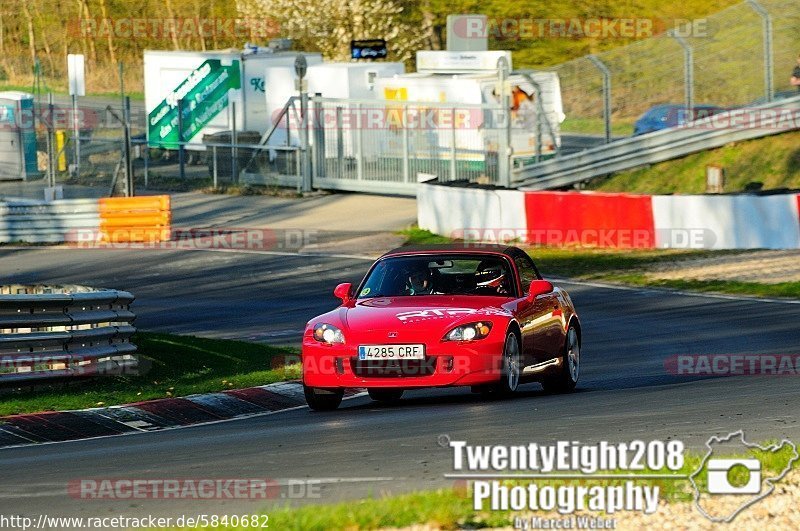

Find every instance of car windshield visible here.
[357,254,514,298]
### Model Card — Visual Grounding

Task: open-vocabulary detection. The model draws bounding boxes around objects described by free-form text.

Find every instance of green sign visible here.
[148,59,241,148]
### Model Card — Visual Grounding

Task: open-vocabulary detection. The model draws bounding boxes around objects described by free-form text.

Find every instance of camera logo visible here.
[690,431,798,523]
[706,458,761,495]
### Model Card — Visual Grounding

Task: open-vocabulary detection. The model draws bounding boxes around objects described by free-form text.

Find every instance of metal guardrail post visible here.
[402,106,410,183]
[356,102,364,181]
[47,93,55,188]
[72,93,80,177]
[497,57,511,188]
[312,93,325,178]
[587,55,612,144]
[336,106,344,180]
[177,98,185,181]
[300,90,311,192]
[450,107,457,182]
[295,148,302,194]
[123,96,134,197]
[747,0,774,103]
[231,101,238,184]
[212,146,218,188]
[669,30,694,114]
[119,62,125,122]
[143,139,149,189]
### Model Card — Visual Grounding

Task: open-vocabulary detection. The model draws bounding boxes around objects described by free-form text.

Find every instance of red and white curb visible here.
[0,382,365,449]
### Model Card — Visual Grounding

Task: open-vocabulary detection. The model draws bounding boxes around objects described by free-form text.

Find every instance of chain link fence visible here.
[0,94,147,201]
[555,0,800,138]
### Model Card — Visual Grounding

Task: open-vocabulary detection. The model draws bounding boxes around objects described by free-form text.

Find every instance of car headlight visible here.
[443,322,492,342]
[313,323,345,344]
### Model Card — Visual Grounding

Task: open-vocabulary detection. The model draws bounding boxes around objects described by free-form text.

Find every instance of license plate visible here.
[358,344,425,360]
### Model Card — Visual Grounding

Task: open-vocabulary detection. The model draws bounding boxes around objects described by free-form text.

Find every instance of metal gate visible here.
[311,97,511,195]
[241,96,514,196]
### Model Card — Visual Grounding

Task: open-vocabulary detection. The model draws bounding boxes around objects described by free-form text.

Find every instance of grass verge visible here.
[0,83,145,100]
[399,228,800,299]
[586,130,800,194]
[398,226,456,245]
[0,332,299,417]
[560,117,635,137]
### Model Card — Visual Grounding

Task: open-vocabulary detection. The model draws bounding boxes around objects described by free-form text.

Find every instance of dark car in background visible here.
[633,104,725,135]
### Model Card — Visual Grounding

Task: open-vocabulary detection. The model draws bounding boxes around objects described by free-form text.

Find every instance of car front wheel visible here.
[541,325,580,393]
[304,385,343,411]
[489,331,521,396]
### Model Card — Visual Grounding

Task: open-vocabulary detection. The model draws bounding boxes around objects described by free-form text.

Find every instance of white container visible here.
[374,71,565,162]
[144,49,323,150]
[263,62,405,153]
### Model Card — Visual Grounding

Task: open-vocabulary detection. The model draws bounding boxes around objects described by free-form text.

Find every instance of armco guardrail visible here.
[0,199,99,243]
[515,94,800,190]
[0,195,171,244]
[0,285,136,383]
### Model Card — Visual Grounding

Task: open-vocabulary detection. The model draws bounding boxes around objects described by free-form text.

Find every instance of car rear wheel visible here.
[488,331,521,396]
[304,385,343,411]
[541,325,579,393]
[368,389,404,402]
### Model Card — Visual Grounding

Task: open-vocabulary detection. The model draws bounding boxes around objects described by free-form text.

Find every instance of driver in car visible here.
[404,264,434,295]
[475,261,510,295]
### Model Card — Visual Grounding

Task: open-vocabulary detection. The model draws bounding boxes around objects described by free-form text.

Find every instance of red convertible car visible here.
[301,244,581,410]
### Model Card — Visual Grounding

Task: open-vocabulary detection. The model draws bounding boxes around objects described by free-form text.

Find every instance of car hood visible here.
[343,295,513,334]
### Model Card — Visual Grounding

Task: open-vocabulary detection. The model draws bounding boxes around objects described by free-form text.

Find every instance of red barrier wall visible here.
[524,191,656,248]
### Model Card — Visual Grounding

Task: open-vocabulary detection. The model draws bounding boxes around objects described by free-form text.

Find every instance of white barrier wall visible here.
[417,183,800,249]
[652,195,800,249]
[417,185,526,242]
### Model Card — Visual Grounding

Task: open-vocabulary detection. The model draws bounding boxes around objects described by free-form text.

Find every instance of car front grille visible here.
[350,357,436,378]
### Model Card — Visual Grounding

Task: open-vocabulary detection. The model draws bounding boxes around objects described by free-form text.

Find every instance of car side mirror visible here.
[334,282,352,303]
[527,280,553,300]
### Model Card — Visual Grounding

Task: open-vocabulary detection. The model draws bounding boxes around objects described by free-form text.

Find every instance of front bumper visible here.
[302,337,505,389]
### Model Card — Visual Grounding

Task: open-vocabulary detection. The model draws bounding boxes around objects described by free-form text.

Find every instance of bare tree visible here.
[238,0,429,62]
[31,1,56,75]
[21,2,37,67]
[76,0,97,63]
[97,0,117,66]
[164,0,182,50]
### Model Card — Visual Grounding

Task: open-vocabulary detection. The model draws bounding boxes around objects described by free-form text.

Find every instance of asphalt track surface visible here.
[0,247,799,522]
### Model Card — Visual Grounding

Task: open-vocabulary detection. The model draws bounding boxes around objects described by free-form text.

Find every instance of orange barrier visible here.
[98,195,171,243]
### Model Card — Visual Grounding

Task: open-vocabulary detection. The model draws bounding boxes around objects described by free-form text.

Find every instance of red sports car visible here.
[301,244,581,410]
